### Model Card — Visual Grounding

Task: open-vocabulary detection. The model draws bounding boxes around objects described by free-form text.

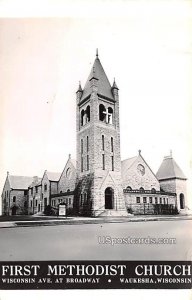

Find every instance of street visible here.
[0,220,192,261]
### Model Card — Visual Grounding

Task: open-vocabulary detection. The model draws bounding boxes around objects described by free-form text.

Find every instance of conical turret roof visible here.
[156,155,187,180]
[81,54,114,101]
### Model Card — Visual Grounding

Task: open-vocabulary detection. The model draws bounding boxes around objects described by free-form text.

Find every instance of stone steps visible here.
[98,209,129,217]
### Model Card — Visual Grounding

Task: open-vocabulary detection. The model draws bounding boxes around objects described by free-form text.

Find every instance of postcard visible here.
[0,0,191,297]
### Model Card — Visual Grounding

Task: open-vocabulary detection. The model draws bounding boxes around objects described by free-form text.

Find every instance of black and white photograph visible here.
[0,0,192,295]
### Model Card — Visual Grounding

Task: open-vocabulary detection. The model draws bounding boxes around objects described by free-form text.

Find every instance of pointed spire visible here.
[96,48,99,59]
[112,78,119,90]
[138,150,141,155]
[76,81,83,93]
[81,52,114,101]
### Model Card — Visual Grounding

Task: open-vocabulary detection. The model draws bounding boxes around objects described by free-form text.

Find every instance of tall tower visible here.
[75,51,127,216]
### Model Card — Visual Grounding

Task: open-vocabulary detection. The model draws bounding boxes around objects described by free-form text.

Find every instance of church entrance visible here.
[105,187,114,209]
[180,193,185,209]
[12,206,17,216]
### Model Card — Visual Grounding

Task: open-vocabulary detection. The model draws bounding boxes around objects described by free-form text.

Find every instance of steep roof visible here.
[156,156,187,180]
[9,175,33,190]
[47,172,61,182]
[81,56,114,101]
[121,156,138,174]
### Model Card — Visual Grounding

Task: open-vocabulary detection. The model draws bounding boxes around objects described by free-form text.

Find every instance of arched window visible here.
[105,187,114,209]
[108,107,113,124]
[151,188,156,194]
[13,196,16,203]
[139,187,144,192]
[81,109,85,126]
[126,186,132,191]
[87,136,89,152]
[66,167,71,178]
[180,193,185,209]
[86,105,90,123]
[99,104,106,121]
[60,191,63,194]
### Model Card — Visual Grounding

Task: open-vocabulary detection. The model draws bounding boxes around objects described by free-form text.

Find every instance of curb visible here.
[0,216,192,228]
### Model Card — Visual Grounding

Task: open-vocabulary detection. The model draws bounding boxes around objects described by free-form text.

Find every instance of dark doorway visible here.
[12,206,17,216]
[105,187,114,209]
[180,193,185,209]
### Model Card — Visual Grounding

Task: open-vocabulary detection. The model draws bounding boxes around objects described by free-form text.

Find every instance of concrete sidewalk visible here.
[0,214,192,228]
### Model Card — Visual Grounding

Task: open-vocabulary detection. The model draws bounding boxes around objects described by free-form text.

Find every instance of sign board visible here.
[59,204,66,216]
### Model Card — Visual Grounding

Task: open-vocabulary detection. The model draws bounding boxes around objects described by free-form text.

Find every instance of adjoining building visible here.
[2,172,33,215]
[1,52,188,216]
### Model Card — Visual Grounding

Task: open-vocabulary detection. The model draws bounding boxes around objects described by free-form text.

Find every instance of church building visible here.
[1,52,188,216]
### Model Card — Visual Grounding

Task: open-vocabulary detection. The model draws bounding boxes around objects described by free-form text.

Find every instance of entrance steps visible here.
[98,209,129,217]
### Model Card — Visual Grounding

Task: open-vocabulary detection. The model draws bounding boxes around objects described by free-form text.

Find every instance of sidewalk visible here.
[0,214,192,228]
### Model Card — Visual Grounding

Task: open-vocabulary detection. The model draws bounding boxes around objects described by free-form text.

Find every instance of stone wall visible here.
[122,155,160,191]
[9,190,28,215]
[28,185,42,215]
[58,158,77,193]
[1,176,10,215]
[41,172,51,210]
[124,192,176,215]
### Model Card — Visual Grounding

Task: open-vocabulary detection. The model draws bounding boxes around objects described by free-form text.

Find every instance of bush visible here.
[44,205,57,216]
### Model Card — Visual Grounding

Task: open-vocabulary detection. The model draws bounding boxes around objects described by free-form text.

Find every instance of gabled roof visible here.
[81,56,114,101]
[46,172,61,182]
[156,155,187,180]
[121,156,138,174]
[9,175,33,190]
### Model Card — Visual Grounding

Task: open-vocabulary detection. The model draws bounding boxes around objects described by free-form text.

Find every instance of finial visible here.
[170,150,172,157]
[77,81,82,93]
[112,77,119,90]
[138,150,141,155]
[69,154,71,159]
[7,171,9,176]
[96,48,99,58]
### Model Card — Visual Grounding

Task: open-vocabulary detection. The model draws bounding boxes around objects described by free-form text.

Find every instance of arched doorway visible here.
[180,193,185,209]
[12,206,17,216]
[105,187,114,209]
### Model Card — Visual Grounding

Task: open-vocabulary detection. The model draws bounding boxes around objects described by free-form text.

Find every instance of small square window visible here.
[136,197,140,204]
[143,197,147,203]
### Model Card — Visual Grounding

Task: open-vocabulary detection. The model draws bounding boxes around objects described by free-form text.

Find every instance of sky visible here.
[0,1,192,214]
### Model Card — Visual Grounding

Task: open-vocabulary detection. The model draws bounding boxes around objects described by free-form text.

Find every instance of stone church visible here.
[1,52,188,216]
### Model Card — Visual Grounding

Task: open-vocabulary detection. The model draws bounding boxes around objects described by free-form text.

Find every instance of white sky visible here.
[0,0,192,214]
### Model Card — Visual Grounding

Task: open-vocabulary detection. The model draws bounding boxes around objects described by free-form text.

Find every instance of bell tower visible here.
[75,51,127,216]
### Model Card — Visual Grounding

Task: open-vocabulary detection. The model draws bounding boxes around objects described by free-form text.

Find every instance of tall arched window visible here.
[87,136,89,152]
[108,107,113,124]
[180,193,185,209]
[99,104,106,121]
[81,109,85,126]
[86,105,90,123]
